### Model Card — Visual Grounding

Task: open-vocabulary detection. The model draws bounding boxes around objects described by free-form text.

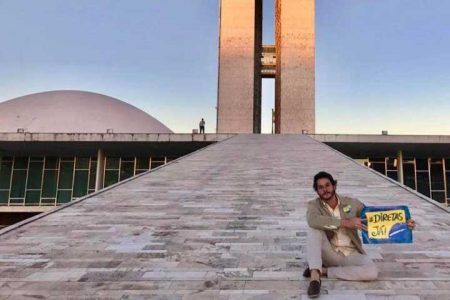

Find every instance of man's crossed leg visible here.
[306,227,378,297]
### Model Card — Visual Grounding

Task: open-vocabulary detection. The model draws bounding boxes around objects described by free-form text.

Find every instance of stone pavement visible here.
[0,135,449,299]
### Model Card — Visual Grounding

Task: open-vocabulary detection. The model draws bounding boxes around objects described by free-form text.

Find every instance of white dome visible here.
[0,90,173,134]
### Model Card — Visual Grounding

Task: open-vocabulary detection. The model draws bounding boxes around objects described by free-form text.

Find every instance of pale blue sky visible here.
[1,0,449,134]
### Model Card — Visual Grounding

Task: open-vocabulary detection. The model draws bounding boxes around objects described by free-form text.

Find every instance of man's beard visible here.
[320,189,335,201]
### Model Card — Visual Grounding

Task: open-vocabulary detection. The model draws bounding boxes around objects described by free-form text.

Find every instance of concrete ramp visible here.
[0,135,449,299]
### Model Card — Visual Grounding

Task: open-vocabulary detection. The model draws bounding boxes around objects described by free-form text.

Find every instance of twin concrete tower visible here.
[216,0,315,134]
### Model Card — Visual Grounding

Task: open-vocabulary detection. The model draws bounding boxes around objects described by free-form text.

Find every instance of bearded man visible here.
[305,171,415,298]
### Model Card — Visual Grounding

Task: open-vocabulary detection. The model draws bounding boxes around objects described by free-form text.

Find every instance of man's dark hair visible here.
[313,171,337,191]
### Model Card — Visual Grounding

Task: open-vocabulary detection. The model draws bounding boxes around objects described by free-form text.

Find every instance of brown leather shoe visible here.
[307,280,321,298]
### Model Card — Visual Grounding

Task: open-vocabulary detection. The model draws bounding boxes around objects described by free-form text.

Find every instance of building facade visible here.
[0,91,231,227]
[0,154,175,207]
[217,0,315,134]
[313,134,450,207]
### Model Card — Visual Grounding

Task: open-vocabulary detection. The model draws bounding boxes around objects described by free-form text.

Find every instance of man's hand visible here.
[407,219,416,230]
[341,217,367,230]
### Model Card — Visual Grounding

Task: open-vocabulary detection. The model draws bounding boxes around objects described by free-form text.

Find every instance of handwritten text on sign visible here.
[366,209,405,239]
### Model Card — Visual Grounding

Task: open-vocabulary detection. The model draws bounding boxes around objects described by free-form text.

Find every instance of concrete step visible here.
[0,134,448,299]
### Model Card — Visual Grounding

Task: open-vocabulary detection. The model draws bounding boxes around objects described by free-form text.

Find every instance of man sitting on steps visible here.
[305,171,416,298]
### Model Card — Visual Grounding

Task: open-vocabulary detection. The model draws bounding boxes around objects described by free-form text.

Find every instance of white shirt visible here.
[323,198,357,256]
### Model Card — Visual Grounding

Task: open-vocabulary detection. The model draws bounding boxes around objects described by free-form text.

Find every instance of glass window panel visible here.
[0,190,9,204]
[90,159,97,169]
[57,190,72,204]
[27,161,44,189]
[120,161,134,181]
[41,198,56,205]
[370,162,386,175]
[88,162,97,191]
[445,158,450,168]
[0,161,13,189]
[151,161,165,169]
[136,157,149,170]
[10,170,27,198]
[417,172,430,198]
[75,157,90,169]
[403,163,416,190]
[135,169,147,175]
[105,157,120,169]
[58,161,74,189]
[45,157,59,169]
[2,156,13,161]
[9,198,24,205]
[25,190,40,205]
[446,172,450,199]
[416,159,428,171]
[387,171,398,181]
[104,170,119,188]
[14,157,28,169]
[431,192,445,203]
[369,157,385,163]
[73,170,89,198]
[42,170,58,198]
[60,157,74,161]
[430,159,442,164]
[430,162,445,190]
[121,157,135,162]
[386,158,397,170]
[30,156,44,162]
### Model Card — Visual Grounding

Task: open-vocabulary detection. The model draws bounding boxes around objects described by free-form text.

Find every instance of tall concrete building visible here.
[217,0,315,134]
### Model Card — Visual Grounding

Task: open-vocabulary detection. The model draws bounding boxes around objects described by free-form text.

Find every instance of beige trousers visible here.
[307,227,378,281]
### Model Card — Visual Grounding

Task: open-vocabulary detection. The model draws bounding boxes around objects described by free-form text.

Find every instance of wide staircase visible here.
[0,135,449,299]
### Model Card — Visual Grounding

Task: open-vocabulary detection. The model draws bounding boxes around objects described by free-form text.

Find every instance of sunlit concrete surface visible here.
[217,0,262,133]
[275,0,315,134]
[0,135,448,299]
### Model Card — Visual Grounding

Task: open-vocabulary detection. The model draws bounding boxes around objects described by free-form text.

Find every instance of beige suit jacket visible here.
[306,194,366,254]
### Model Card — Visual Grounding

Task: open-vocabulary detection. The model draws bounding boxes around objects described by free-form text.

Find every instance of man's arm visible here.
[343,197,366,230]
[307,199,367,231]
[306,202,341,230]
[340,218,367,230]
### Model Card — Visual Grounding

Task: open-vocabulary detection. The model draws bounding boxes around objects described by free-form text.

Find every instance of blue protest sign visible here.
[361,205,412,244]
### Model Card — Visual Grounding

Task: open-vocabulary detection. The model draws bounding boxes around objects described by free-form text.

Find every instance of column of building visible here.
[95,149,105,191]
